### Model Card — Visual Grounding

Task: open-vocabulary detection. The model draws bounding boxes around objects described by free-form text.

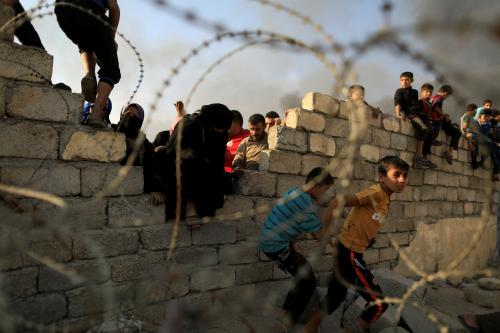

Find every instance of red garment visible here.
[430,95,444,121]
[224,129,250,172]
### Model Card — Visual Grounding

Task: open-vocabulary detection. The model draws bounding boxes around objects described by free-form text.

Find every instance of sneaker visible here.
[86,114,108,128]
[413,156,430,169]
[443,151,453,165]
[424,159,438,169]
[81,73,97,103]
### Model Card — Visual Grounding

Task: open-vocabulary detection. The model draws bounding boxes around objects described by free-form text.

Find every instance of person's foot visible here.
[443,151,453,165]
[424,159,438,169]
[81,73,97,102]
[432,140,442,146]
[413,156,430,169]
[53,82,72,92]
[86,115,108,128]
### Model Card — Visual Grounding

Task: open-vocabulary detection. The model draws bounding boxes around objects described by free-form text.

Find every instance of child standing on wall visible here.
[259,167,335,332]
[393,72,434,168]
[304,156,410,333]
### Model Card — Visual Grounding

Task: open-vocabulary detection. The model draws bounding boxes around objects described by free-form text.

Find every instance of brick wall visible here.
[0,41,495,331]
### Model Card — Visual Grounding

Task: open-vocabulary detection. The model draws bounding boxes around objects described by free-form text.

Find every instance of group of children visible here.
[259,157,410,333]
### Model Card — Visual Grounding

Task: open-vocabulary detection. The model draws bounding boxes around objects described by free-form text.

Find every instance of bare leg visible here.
[81,51,96,76]
[88,81,112,127]
[415,140,423,157]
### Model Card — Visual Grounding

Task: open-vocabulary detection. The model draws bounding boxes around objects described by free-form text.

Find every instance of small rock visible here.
[446,276,463,288]
[464,284,500,308]
[478,277,500,291]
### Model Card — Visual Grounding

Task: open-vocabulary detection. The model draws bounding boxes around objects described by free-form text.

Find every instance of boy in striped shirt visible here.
[259,167,335,331]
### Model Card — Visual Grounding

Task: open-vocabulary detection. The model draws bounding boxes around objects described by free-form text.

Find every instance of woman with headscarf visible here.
[158,103,234,220]
[115,103,164,204]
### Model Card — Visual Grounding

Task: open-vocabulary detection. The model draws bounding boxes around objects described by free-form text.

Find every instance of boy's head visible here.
[228,110,244,137]
[420,83,434,100]
[437,85,453,99]
[248,113,266,140]
[483,99,493,109]
[399,72,414,89]
[265,111,280,130]
[378,156,409,194]
[349,85,365,101]
[305,167,334,202]
[467,103,478,114]
[478,110,492,124]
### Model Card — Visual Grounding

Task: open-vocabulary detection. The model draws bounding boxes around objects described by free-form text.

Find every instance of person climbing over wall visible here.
[304,156,410,333]
[54,0,121,128]
[259,167,335,332]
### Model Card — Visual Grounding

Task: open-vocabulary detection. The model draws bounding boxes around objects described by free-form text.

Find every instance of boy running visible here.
[304,156,410,333]
[259,167,335,331]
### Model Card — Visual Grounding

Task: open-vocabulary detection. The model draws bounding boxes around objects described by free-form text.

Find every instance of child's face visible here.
[380,167,408,193]
[400,76,412,88]
[350,89,364,101]
[420,89,433,100]
[484,102,492,109]
[478,114,490,124]
[311,184,331,203]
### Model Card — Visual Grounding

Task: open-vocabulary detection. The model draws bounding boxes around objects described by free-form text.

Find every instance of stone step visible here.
[0,158,143,197]
[0,119,126,163]
[0,41,53,84]
[2,79,82,124]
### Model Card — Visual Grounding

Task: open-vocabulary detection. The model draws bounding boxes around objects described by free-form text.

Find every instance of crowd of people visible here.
[4,2,499,332]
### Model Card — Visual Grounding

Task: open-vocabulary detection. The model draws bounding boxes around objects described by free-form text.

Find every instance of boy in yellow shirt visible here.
[304,155,410,333]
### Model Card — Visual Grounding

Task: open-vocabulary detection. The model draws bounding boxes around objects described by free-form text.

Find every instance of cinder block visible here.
[364,249,380,264]
[382,116,400,133]
[7,83,82,123]
[400,119,413,135]
[140,224,192,250]
[372,234,390,248]
[80,163,143,197]
[0,160,80,196]
[2,267,38,297]
[39,260,111,292]
[423,170,438,185]
[324,117,349,138]
[73,230,139,259]
[108,195,164,227]
[309,133,336,156]
[353,161,377,181]
[260,149,302,174]
[301,154,330,176]
[359,144,379,162]
[0,41,53,83]
[219,241,259,265]
[173,246,218,268]
[191,267,235,291]
[268,126,308,153]
[372,128,391,148]
[277,174,306,196]
[0,6,15,42]
[379,247,398,261]
[109,252,166,283]
[11,293,67,324]
[285,107,325,132]
[0,121,58,159]
[60,127,126,162]
[234,170,277,197]
[302,92,340,116]
[192,222,236,245]
[390,133,407,150]
[235,262,273,284]
[0,77,7,117]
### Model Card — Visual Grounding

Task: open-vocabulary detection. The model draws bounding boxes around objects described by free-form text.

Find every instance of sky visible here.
[19,0,500,138]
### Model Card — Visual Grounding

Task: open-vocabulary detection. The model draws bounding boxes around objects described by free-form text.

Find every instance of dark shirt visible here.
[92,0,108,9]
[394,87,420,116]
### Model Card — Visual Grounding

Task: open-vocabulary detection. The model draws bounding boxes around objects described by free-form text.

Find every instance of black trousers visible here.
[440,119,461,150]
[54,0,121,86]
[408,112,433,156]
[477,311,500,333]
[322,243,388,324]
[12,1,45,49]
[264,244,317,324]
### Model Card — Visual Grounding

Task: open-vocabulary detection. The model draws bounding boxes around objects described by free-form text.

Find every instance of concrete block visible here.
[140,224,192,250]
[0,160,80,196]
[254,198,275,223]
[173,246,217,269]
[0,121,58,159]
[268,126,308,153]
[192,222,236,245]
[277,174,306,196]
[324,117,349,137]
[219,241,259,265]
[60,127,126,162]
[400,118,413,135]
[359,144,379,162]
[464,284,500,308]
[301,154,329,176]
[109,252,165,283]
[423,170,438,185]
[390,133,407,150]
[1,267,38,297]
[234,170,276,197]
[373,268,426,302]
[353,161,377,181]
[80,163,143,197]
[108,195,164,227]
[191,267,235,291]
[0,41,53,83]
[216,195,254,222]
[382,116,400,132]
[7,83,82,123]
[302,92,340,116]
[309,133,336,156]
[39,260,111,292]
[0,77,7,117]
[372,128,391,148]
[379,247,398,261]
[67,282,135,317]
[22,234,73,264]
[0,5,15,42]
[11,293,67,324]
[259,149,302,174]
[285,107,325,132]
[73,230,139,259]
[235,262,273,284]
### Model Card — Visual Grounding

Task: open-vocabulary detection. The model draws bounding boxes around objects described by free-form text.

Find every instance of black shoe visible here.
[432,140,442,146]
[81,73,97,103]
[443,151,453,165]
[413,156,430,169]
[424,159,438,169]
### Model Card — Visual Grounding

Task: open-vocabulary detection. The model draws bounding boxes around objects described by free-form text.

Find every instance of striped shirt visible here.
[259,188,322,253]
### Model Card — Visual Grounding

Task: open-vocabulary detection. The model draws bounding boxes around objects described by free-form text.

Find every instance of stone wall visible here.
[0,40,496,331]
